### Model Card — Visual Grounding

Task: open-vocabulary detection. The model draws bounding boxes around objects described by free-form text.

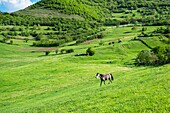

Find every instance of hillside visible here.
[0,0,170,48]
[1,0,170,26]
[0,0,170,112]
[0,25,170,112]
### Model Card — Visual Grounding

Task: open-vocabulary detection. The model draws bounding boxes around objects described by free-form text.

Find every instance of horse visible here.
[96,73,114,86]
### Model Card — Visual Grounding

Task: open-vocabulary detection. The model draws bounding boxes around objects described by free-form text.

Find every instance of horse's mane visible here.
[99,74,104,77]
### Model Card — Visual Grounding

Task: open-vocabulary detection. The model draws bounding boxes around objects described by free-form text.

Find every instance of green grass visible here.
[16,8,85,20]
[0,26,170,113]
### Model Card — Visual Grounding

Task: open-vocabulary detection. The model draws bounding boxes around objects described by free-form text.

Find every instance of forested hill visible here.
[24,0,108,21]
[0,0,170,26]
[16,0,170,24]
[0,0,169,47]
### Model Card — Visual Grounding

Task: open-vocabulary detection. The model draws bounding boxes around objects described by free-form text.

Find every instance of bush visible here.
[136,50,158,65]
[0,35,5,42]
[25,38,29,43]
[10,40,13,45]
[131,26,138,30]
[152,46,169,64]
[35,34,43,41]
[97,33,104,39]
[99,40,104,45]
[86,47,95,56]
[60,49,66,54]
[66,49,74,53]
[33,39,65,47]
[11,27,19,31]
[76,38,86,44]
[56,49,59,54]
[136,46,170,65]
[45,51,50,56]
[142,27,147,32]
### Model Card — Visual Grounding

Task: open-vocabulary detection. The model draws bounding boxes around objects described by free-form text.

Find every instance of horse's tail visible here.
[110,73,114,80]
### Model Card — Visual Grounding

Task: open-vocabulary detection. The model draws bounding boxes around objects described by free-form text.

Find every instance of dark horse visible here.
[96,73,114,86]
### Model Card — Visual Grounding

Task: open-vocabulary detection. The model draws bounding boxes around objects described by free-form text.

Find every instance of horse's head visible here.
[96,73,100,78]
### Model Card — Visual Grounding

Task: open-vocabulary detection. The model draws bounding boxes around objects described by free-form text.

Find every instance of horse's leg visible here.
[100,80,102,86]
[104,80,105,85]
[110,79,112,83]
[108,78,111,84]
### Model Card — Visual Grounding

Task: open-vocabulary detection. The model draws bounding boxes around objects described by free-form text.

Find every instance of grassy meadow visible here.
[0,25,170,113]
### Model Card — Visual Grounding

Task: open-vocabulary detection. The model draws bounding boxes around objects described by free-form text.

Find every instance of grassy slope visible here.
[0,26,170,113]
[16,8,85,21]
[15,0,107,21]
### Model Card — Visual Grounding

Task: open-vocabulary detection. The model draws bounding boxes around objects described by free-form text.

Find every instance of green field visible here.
[0,26,170,112]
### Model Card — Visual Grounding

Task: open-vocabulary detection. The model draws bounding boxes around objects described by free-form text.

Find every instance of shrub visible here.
[136,50,158,65]
[11,27,18,31]
[35,34,41,41]
[152,46,166,54]
[136,46,170,65]
[33,39,65,47]
[86,47,95,56]
[66,49,74,53]
[131,26,138,30]
[25,38,29,43]
[97,33,104,39]
[56,49,59,54]
[76,38,86,44]
[142,27,147,32]
[99,41,104,45]
[60,49,66,54]
[152,46,169,64]
[0,35,5,42]
[10,40,13,45]
[19,27,24,31]
[1,38,7,43]
[45,51,50,56]
[166,46,170,61]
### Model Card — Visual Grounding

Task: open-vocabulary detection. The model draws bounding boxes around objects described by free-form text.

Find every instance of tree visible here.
[10,40,13,45]
[61,49,66,54]
[56,49,59,54]
[152,46,169,64]
[142,27,147,32]
[25,38,29,43]
[35,34,43,41]
[136,46,170,66]
[45,51,50,56]
[136,50,158,65]
[66,49,74,53]
[86,47,95,56]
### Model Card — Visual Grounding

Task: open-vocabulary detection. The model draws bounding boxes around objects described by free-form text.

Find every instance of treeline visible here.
[0,13,93,28]
[0,22,105,47]
[104,0,170,26]
[32,28,104,47]
[105,17,170,26]
[0,10,105,47]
